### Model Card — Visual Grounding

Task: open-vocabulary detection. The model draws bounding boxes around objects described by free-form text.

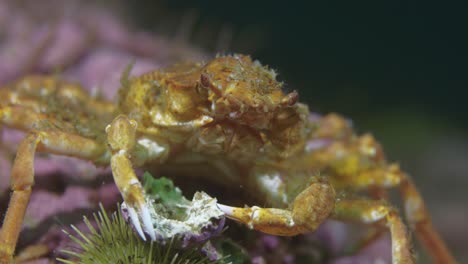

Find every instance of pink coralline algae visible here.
[0,0,206,262]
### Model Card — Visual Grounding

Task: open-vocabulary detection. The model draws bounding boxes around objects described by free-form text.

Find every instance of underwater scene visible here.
[0,1,466,263]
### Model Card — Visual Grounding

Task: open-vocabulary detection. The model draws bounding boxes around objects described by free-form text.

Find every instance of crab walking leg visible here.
[0,131,106,262]
[105,115,156,241]
[0,91,43,113]
[332,200,414,264]
[218,178,335,236]
[13,244,50,263]
[398,173,456,264]
[2,75,116,114]
[312,132,456,264]
[337,164,457,264]
[0,106,63,131]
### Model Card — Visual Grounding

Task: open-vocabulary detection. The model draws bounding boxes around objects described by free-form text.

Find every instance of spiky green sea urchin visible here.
[57,204,224,264]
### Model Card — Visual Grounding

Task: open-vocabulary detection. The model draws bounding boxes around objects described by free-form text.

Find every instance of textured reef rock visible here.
[0,0,206,262]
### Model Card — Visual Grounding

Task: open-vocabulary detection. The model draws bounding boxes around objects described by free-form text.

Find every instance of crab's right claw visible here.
[106,115,156,241]
[121,185,156,241]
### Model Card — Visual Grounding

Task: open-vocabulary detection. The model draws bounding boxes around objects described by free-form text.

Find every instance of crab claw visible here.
[123,196,156,241]
[106,115,156,241]
[217,203,305,236]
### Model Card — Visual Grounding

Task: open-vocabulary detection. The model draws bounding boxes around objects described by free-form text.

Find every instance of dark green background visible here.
[127,0,467,186]
[129,0,467,126]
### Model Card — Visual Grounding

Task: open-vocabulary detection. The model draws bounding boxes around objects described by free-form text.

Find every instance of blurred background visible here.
[129,0,468,261]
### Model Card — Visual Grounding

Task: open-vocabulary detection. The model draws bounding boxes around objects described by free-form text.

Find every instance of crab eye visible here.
[200,73,222,97]
[200,72,210,88]
[274,108,300,129]
[195,83,207,96]
[281,91,299,106]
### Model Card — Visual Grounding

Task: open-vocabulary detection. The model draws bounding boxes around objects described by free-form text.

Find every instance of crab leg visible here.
[310,130,456,264]
[218,177,335,236]
[2,75,115,114]
[399,178,456,264]
[332,159,456,263]
[357,166,457,264]
[0,131,106,263]
[105,115,156,241]
[0,106,64,131]
[332,199,414,264]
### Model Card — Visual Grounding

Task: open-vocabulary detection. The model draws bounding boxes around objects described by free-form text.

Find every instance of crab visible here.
[0,54,456,263]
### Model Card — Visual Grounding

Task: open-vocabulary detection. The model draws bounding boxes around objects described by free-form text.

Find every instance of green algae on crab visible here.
[142,172,188,220]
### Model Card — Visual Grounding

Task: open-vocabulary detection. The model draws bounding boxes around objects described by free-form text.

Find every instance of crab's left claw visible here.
[106,115,156,241]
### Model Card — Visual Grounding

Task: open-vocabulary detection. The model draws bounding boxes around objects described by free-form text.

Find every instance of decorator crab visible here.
[0,54,456,263]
